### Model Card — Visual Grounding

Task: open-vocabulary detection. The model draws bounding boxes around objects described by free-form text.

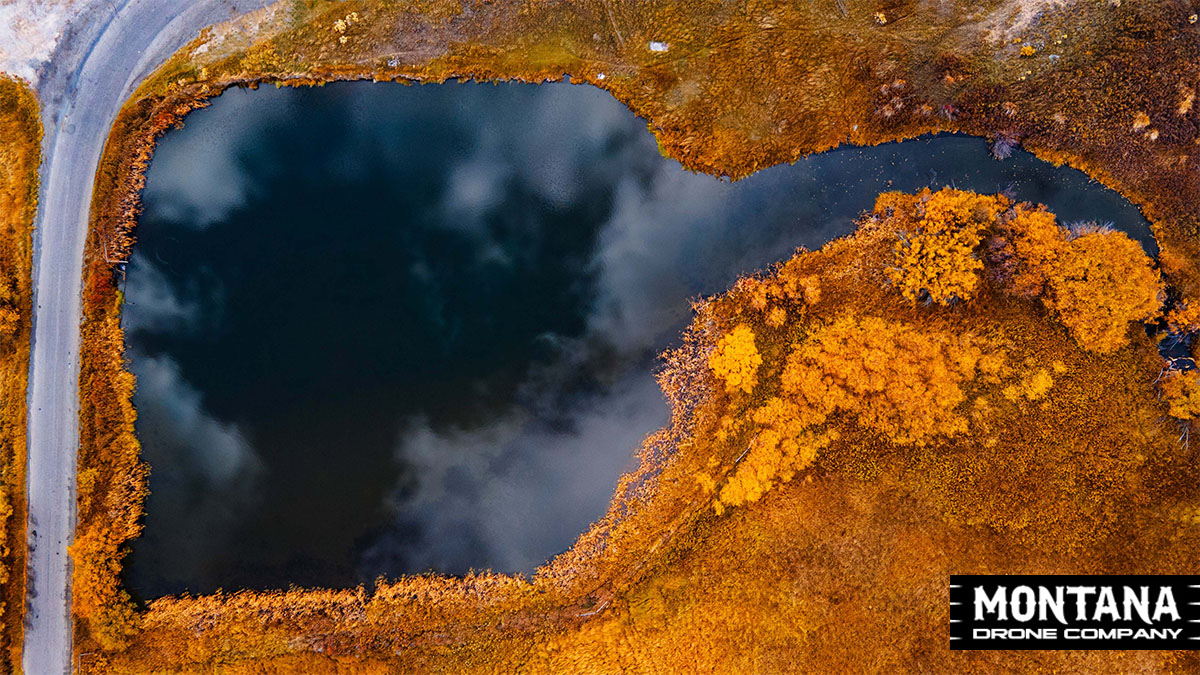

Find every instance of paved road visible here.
[24,1,244,671]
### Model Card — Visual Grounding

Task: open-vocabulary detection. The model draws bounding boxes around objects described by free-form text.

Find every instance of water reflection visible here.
[124,81,1154,598]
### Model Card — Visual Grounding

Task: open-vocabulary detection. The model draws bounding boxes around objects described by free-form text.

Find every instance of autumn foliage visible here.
[1002,366,1058,403]
[0,75,40,669]
[1161,370,1200,421]
[1045,230,1164,351]
[1165,300,1200,335]
[885,189,1007,304]
[708,325,762,394]
[72,91,202,654]
[992,205,1164,352]
[701,306,998,511]
[876,188,1163,353]
[74,312,146,651]
[714,399,835,510]
[784,315,995,443]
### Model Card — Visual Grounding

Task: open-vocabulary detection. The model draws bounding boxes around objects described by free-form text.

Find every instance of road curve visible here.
[25,1,243,671]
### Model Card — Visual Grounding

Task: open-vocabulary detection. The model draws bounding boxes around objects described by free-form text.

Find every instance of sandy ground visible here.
[0,0,78,83]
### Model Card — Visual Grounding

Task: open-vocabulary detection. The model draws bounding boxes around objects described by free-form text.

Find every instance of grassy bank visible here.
[0,74,42,672]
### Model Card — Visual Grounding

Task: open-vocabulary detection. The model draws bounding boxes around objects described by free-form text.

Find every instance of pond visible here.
[123,80,1154,599]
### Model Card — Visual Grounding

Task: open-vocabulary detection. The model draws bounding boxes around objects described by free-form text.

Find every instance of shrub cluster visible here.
[0,75,40,668]
[992,205,1164,352]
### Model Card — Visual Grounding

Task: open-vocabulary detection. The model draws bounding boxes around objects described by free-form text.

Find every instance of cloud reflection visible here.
[128,351,262,593]
[143,88,298,227]
[362,374,665,577]
[125,255,262,595]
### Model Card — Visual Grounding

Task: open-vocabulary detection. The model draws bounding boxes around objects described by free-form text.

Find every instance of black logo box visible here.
[950,575,1200,650]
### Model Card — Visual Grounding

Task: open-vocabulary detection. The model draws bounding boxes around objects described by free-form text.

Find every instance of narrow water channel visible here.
[123,80,1154,599]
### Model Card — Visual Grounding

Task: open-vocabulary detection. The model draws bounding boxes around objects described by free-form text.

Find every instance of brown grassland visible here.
[0,75,40,672]
[69,0,1200,672]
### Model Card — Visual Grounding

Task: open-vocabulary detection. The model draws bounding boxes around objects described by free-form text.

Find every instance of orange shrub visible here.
[885,189,1008,305]
[1002,367,1055,402]
[781,315,991,445]
[1165,300,1200,334]
[992,208,1163,353]
[69,526,141,651]
[990,204,1063,298]
[709,325,762,394]
[716,398,837,510]
[1161,370,1200,420]
[1045,230,1163,352]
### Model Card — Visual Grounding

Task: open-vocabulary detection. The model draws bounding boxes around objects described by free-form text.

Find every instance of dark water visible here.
[124,81,1153,599]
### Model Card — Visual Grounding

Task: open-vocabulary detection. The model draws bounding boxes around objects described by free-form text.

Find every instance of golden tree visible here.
[1002,368,1055,402]
[715,397,836,510]
[885,189,1008,304]
[781,315,992,444]
[705,314,998,513]
[1044,230,1163,352]
[709,325,763,394]
[1161,370,1200,420]
[990,204,1063,298]
[1165,300,1200,334]
[68,526,141,650]
[992,208,1163,353]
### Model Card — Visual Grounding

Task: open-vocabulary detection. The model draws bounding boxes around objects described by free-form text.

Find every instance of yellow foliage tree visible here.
[990,204,1063,298]
[781,315,991,444]
[993,209,1163,353]
[68,525,140,650]
[705,315,995,512]
[885,188,1008,304]
[1161,370,1200,420]
[1166,300,1200,334]
[1044,231,1163,352]
[709,325,762,394]
[1002,368,1054,402]
[716,398,837,510]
